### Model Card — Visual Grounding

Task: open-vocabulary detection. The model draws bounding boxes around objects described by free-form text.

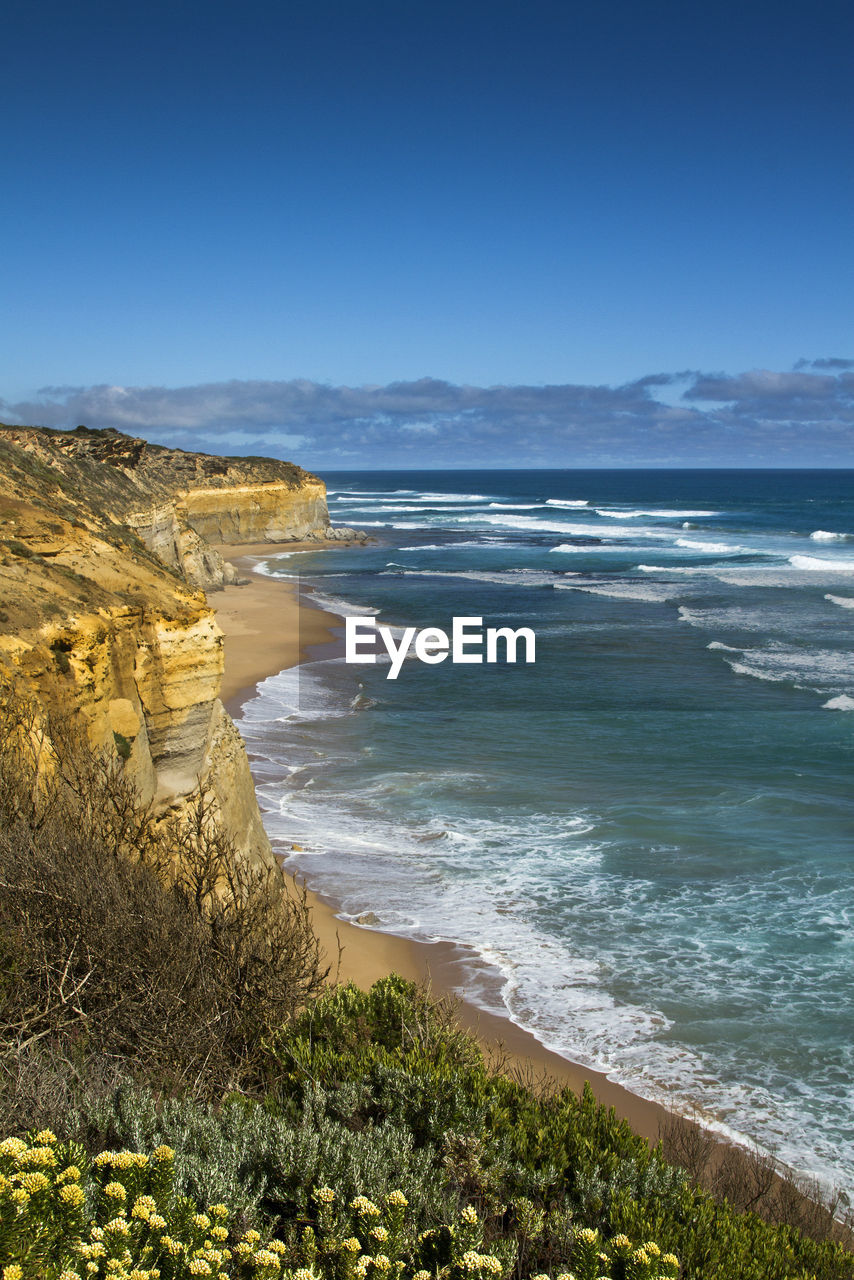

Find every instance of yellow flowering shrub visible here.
[0,1132,678,1280]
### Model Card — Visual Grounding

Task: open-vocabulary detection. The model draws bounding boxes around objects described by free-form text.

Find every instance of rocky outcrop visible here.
[200,699,272,861]
[133,609,225,797]
[128,502,238,589]
[0,593,266,869]
[0,424,359,875]
[0,424,365,590]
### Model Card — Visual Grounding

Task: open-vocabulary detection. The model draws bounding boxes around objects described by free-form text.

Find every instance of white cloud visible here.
[2,363,852,466]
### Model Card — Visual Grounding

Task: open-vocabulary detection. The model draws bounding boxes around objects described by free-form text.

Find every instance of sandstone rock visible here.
[198,700,274,867]
[180,480,330,545]
[0,424,363,881]
[108,697,140,739]
[321,525,371,543]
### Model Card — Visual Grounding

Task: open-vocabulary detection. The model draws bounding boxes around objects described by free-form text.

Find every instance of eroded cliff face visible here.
[0,424,351,873]
[180,478,330,544]
[0,424,340,589]
[128,502,238,590]
[0,563,270,869]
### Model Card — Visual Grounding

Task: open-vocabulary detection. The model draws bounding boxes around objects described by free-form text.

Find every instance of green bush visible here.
[264,982,854,1280]
[73,982,854,1280]
[82,1083,451,1232]
[0,1128,679,1280]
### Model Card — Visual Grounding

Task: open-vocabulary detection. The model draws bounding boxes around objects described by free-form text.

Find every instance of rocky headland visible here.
[0,423,362,868]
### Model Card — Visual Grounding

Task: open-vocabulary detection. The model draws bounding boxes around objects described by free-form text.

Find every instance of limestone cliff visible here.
[0,423,356,872]
[0,424,357,588]
[180,478,329,544]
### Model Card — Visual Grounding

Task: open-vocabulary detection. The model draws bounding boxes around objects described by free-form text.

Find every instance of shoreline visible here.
[210,540,854,1238]
[212,543,681,1144]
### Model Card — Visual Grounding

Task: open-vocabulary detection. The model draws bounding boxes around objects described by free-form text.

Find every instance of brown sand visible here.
[213,543,343,706]
[213,548,685,1144]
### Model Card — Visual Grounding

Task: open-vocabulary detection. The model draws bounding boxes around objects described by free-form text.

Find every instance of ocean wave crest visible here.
[789,555,854,572]
[556,581,680,603]
[593,508,721,519]
[378,567,562,587]
[463,514,674,538]
[675,538,743,553]
[720,644,854,695]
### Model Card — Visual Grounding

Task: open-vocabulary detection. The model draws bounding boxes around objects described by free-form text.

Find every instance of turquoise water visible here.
[238,470,854,1195]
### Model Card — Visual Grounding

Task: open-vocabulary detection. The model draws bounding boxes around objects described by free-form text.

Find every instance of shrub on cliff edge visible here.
[0,680,326,1115]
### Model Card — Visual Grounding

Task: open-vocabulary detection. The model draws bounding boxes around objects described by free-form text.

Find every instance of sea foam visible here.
[464,514,674,538]
[549,543,630,553]
[557,582,680,603]
[379,567,561,587]
[789,554,854,572]
[720,644,854,694]
[675,538,743,553]
[593,508,720,519]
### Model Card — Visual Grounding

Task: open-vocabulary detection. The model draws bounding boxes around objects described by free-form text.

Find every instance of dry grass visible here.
[660,1108,853,1246]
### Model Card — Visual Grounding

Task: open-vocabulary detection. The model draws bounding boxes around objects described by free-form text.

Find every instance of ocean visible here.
[237,469,854,1198]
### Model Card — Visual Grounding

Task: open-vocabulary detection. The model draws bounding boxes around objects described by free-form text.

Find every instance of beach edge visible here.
[213,544,683,1147]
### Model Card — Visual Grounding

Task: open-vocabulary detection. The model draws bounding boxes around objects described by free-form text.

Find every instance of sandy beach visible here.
[211,543,685,1145]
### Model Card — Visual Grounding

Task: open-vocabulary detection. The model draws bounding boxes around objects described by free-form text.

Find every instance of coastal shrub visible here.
[266,981,854,1280]
[271,983,680,1213]
[660,1109,850,1243]
[156,784,328,1059]
[0,681,326,1113]
[80,1082,452,1232]
[0,1127,680,1280]
[4,975,854,1279]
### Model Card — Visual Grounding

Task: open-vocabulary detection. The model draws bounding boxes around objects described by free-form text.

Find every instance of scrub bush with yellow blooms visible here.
[243,1186,678,1280]
[0,1131,678,1280]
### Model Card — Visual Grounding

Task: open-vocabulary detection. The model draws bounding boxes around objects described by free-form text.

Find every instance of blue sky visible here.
[2,0,852,466]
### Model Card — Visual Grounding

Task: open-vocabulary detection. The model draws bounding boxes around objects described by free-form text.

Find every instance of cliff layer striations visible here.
[0,424,353,870]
